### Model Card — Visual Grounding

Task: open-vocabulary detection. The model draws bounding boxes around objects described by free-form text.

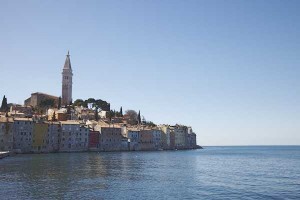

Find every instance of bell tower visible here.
[62,51,73,106]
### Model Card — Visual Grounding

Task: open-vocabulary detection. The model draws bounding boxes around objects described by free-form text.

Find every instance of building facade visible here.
[127,129,140,151]
[89,130,100,149]
[99,127,127,151]
[152,128,162,150]
[0,117,14,151]
[13,118,33,153]
[60,121,89,152]
[173,125,188,149]
[32,122,48,152]
[140,129,154,150]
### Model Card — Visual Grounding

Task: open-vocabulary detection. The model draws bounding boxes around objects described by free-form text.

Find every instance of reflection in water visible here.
[1,147,300,199]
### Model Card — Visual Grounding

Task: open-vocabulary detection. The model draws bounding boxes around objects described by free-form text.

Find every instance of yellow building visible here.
[32,123,48,152]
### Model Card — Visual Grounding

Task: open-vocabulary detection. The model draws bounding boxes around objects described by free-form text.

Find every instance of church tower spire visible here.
[62,51,73,106]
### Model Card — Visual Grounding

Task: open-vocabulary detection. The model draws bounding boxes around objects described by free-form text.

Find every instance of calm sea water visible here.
[0,146,300,200]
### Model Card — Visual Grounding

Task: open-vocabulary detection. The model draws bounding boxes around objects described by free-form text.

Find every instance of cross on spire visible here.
[64,50,72,69]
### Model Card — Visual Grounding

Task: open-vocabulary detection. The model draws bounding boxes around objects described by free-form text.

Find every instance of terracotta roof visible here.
[14,118,33,121]
[60,120,80,125]
[31,92,58,99]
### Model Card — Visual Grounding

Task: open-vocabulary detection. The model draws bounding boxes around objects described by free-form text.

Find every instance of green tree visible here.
[125,110,138,125]
[58,97,62,109]
[0,95,8,112]
[67,106,72,120]
[120,106,123,116]
[73,99,84,107]
[146,121,156,127]
[73,98,110,111]
[106,110,115,122]
[95,107,99,121]
[137,110,141,124]
[52,111,56,121]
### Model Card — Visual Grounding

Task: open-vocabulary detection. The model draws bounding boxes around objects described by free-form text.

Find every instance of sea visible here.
[0,146,299,200]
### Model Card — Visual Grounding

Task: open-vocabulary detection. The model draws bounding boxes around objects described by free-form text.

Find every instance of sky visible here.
[0,0,300,146]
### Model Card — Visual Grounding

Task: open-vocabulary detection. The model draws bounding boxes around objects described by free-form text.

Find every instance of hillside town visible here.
[0,52,199,153]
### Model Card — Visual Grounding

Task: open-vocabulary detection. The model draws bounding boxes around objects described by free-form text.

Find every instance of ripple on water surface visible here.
[0,146,300,199]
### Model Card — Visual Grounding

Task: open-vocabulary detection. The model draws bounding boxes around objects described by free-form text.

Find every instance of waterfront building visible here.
[127,129,140,151]
[152,128,162,150]
[32,122,48,152]
[62,51,73,106]
[159,125,172,150]
[0,117,14,151]
[140,129,154,150]
[169,127,175,150]
[187,127,197,149]
[99,127,127,151]
[89,130,100,149]
[32,122,61,153]
[60,121,89,152]
[13,118,33,153]
[45,122,61,152]
[173,125,187,149]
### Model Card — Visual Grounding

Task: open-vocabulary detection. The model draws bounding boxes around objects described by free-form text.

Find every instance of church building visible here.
[24,51,73,108]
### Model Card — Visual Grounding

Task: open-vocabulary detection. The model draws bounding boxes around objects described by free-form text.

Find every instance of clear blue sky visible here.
[1,0,300,145]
